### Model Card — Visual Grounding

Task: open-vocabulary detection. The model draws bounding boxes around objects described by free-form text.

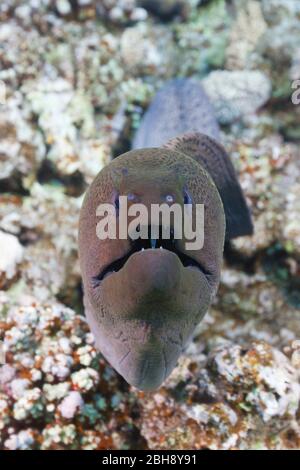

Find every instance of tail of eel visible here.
[132,78,253,240]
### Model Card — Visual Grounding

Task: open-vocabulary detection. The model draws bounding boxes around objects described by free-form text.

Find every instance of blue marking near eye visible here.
[127,193,136,201]
[114,194,120,213]
[183,189,192,205]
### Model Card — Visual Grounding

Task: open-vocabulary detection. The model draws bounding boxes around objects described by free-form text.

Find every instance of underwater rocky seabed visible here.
[0,0,300,450]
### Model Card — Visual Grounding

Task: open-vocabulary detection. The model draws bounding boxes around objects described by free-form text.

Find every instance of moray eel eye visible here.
[165,194,174,204]
[127,193,136,201]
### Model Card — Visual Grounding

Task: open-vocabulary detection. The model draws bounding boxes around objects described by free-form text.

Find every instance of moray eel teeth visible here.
[150,238,157,249]
[92,225,212,288]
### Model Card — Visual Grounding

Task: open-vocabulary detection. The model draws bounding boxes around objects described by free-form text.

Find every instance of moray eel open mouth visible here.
[92,225,211,287]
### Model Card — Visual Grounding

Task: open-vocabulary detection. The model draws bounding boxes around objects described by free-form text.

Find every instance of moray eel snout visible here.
[79,148,225,390]
[95,249,211,390]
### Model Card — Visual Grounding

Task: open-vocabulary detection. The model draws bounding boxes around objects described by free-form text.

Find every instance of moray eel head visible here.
[79,148,225,391]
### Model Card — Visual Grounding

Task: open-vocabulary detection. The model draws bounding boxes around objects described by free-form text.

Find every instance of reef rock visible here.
[137,342,300,450]
[0,231,23,289]
[203,70,272,124]
[0,95,45,190]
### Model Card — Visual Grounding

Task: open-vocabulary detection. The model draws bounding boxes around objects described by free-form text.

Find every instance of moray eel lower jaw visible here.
[87,248,212,391]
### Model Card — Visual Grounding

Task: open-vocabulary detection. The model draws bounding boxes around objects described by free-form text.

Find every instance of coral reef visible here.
[0,0,299,450]
[138,342,300,449]
[0,231,23,289]
[203,70,272,124]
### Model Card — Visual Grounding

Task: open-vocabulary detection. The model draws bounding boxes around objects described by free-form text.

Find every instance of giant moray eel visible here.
[79,78,253,391]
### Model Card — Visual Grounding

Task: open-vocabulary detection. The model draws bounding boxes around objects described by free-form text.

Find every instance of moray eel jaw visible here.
[86,248,212,391]
[92,224,212,287]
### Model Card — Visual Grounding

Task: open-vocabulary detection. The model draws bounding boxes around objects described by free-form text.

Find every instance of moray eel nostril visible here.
[78,78,253,391]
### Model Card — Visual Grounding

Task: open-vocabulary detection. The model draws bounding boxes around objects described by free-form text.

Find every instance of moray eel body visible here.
[79,78,253,391]
[132,78,221,147]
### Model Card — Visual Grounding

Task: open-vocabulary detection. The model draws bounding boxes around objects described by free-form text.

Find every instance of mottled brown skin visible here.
[79,78,252,391]
[164,132,253,239]
[79,148,225,390]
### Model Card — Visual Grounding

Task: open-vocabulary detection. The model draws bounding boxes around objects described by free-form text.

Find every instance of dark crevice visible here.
[37,159,87,197]
[224,240,258,274]
[262,244,300,309]
[57,279,85,316]
[0,177,30,196]
[225,241,300,309]
[112,111,135,159]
